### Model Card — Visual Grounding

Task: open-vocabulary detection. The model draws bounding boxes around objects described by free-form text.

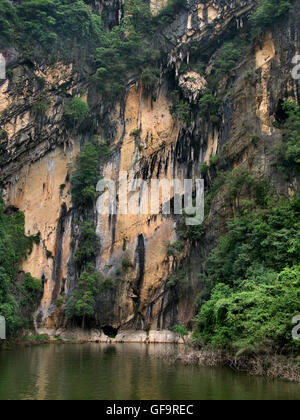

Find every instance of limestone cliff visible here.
[0,0,299,339]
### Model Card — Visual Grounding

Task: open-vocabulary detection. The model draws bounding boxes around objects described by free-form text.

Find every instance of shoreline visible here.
[0,328,185,349]
[36,328,186,344]
[2,330,300,383]
[172,347,300,383]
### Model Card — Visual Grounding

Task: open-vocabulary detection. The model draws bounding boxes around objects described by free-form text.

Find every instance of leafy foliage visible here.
[65,263,117,326]
[122,256,133,271]
[152,0,187,26]
[71,141,101,209]
[0,0,17,44]
[63,97,90,129]
[194,266,300,353]
[65,263,101,327]
[173,324,188,340]
[201,162,208,176]
[74,221,100,267]
[70,138,111,325]
[167,240,185,257]
[249,0,291,35]
[198,91,221,123]
[13,0,103,55]
[170,91,191,125]
[0,200,41,336]
[206,195,299,285]
[275,100,300,173]
[209,153,220,167]
[166,269,188,296]
[0,0,191,104]
[214,41,247,75]
[93,0,187,100]
[194,194,300,353]
[95,0,160,100]
[141,67,160,91]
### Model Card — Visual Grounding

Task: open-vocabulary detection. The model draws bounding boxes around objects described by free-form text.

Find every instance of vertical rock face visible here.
[1,0,300,335]
[149,0,168,15]
[89,0,125,28]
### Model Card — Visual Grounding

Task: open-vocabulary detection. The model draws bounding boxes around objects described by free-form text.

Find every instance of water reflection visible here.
[0,343,299,400]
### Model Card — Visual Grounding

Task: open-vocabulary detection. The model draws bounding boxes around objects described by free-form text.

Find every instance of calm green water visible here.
[0,343,299,400]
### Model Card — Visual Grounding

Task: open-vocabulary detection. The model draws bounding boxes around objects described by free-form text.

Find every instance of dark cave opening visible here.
[102,325,118,338]
[275,99,289,124]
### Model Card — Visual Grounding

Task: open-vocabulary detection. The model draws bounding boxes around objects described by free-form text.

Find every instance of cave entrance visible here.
[275,99,289,125]
[102,325,118,338]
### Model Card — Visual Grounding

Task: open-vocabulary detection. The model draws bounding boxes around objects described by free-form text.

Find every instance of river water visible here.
[0,343,299,400]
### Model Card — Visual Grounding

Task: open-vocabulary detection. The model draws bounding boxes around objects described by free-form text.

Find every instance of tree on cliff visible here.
[65,264,101,329]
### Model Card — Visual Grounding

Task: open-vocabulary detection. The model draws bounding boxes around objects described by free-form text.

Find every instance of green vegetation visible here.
[33,98,50,116]
[0,130,8,141]
[170,91,191,126]
[101,277,115,291]
[189,37,247,126]
[204,195,299,284]
[195,266,300,354]
[20,333,49,342]
[130,128,142,138]
[65,264,117,327]
[178,168,271,248]
[275,100,300,173]
[202,168,271,218]
[20,273,42,308]
[250,134,260,145]
[71,141,100,209]
[56,295,65,308]
[214,41,247,75]
[0,0,291,107]
[200,162,208,177]
[167,240,185,257]
[141,67,160,91]
[0,0,104,55]
[167,269,188,295]
[63,98,90,129]
[68,138,112,327]
[65,263,101,328]
[173,324,188,341]
[122,256,133,271]
[0,0,187,101]
[170,102,191,126]
[69,139,111,325]
[209,153,220,167]
[0,0,17,44]
[250,0,291,35]
[95,0,186,100]
[173,166,300,355]
[194,193,300,354]
[198,91,221,123]
[0,199,41,337]
[199,39,246,121]
[152,0,187,26]
[74,221,100,267]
